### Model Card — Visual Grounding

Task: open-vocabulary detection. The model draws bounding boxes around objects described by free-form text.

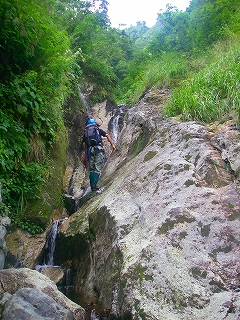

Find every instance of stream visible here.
[38,218,109,319]
[59,287,110,319]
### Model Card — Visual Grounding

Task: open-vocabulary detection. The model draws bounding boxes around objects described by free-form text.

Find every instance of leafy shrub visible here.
[0,0,73,229]
[10,214,44,234]
[1,162,45,211]
[0,202,11,217]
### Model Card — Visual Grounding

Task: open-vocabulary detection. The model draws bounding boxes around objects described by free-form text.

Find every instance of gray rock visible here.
[2,287,73,320]
[0,216,11,227]
[58,100,240,319]
[3,93,240,319]
[0,223,8,270]
[0,268,86,320]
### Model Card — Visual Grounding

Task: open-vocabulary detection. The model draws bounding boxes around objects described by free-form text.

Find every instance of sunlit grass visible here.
[145,53,188,89]
[122,53,188,105]
[120,38,240,126]
[164,39,240,124]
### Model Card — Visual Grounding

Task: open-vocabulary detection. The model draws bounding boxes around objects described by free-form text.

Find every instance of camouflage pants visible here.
[89,145,104,175]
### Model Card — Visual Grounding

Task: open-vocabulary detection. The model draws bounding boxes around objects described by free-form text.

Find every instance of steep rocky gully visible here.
[2,89,240,319]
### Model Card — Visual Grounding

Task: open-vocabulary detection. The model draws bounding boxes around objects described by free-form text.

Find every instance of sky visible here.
[107,0,190,28]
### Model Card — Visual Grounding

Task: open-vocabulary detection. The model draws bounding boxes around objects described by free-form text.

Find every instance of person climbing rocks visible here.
[82,118,116,191]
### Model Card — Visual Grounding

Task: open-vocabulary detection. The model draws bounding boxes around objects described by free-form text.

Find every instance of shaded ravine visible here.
[35,108,124,319]
[38,219,109,319]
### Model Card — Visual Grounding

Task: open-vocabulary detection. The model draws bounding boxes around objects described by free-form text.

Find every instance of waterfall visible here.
[43,220,59,265]
[111,115,120,145]
[110,105,124,145]
[78,86,90,117]
[43,219,67,266]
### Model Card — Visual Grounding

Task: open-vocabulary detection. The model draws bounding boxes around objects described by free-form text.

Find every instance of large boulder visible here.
[5,229,47,268]
[57,96,240,319]
[0,268,85,320]
[2,287,73,320]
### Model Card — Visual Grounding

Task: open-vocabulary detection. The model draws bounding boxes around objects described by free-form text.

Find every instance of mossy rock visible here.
[144,151,157,162]
[128,127,151,158]
[22,127,68,228]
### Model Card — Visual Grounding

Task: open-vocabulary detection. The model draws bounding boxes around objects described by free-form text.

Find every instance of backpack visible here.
[85,123,102,147]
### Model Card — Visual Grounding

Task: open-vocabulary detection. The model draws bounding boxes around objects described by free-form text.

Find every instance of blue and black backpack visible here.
[85,122,102,147]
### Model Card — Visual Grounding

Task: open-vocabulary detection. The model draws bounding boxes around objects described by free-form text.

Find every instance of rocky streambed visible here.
[3,90,240,319]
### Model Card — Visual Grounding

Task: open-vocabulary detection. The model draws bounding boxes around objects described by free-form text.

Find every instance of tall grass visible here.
[145,53,188,89]
[121,53,188,105]
[164,39,240,124]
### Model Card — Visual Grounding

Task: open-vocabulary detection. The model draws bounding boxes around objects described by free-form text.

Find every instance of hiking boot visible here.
[91,185,100,191]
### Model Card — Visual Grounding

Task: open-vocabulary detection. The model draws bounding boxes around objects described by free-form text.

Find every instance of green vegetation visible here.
[164,40,240,123]
[0,0,239,232]
[164,164,172,170]
[128,127,151,158]
[158,214,195,235]
[0,0,73,230]
[121,52,188,105]
[184,179,195,187]
[144,151,157,162]
[118,1,240,125]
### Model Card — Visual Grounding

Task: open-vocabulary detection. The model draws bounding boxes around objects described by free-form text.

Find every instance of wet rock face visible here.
[5,229,47,268]
[59,96,240,319]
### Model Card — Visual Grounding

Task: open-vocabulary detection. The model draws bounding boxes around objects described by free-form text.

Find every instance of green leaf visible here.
[17,105,27,114]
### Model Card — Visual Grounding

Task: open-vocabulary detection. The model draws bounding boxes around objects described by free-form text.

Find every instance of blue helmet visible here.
[87,118,96,125]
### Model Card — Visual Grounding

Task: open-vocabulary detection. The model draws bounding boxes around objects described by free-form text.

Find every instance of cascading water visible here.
[36,218,68,269]
[110,105,124,145]
[36,218,109,319]
[78,85,91,118]
[111,115,120,145]
[43,220,61,266]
